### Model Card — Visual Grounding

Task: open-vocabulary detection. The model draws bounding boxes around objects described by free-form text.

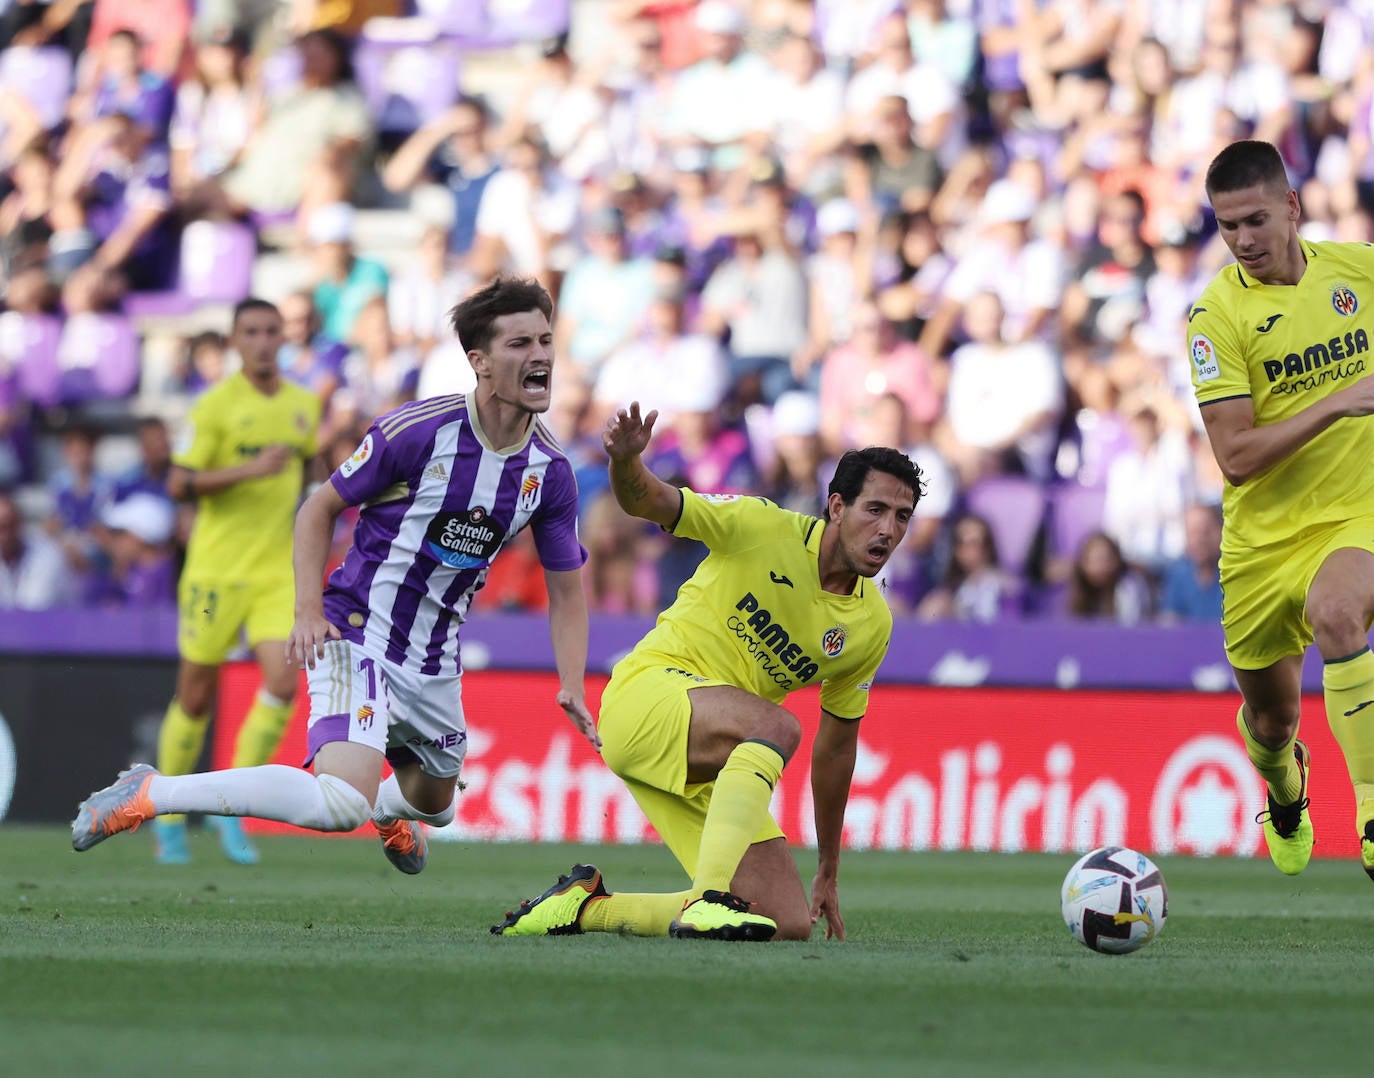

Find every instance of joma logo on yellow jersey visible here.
[1263,329,1368,382]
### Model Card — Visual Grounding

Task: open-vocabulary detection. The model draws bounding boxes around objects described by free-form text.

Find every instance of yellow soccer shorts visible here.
[177,574,294,666]
[1222,515,1374,670]
[598,659,785,878]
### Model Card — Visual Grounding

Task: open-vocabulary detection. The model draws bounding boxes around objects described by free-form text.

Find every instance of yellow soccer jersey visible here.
[1189,238,1374,551]
[629,490,893,718]
[174,373,321,581]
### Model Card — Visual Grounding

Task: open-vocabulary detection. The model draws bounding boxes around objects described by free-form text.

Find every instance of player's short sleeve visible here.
[328,420,410,506]
[1186,294,1250,406]
[172,390,221,471]
[673,488,783,552]
[818,613,891,720]
[529,458,588,571]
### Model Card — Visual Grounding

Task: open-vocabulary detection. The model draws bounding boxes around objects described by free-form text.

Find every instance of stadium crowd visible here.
[0,0,1355,623]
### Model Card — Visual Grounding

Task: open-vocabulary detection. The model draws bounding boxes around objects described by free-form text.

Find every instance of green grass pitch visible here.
[2,824,1370,1077]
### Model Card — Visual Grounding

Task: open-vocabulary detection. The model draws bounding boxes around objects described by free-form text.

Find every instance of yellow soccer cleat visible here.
[669,890,777,942]
[1255,740,1313,876]
[72,764,159,852]
[375,818,427,875]
[491,864,608,936]
[1357,799,1374,883]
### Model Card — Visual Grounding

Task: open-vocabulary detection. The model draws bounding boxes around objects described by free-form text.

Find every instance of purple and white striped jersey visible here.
[323,394,586,675]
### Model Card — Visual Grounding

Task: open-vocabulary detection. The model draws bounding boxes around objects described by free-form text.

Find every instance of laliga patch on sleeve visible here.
[1190,334,1220,382]
[339,433,373,478]
[697,493,740,503]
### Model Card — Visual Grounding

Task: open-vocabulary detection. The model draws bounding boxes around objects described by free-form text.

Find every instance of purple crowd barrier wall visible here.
[0,609,1328,693]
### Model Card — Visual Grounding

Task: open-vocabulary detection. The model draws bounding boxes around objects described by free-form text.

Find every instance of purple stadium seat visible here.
[418,0,569,46]
[179,220,256,305]
[0,311,62,408]
[963,475,1047,576]
[354,34,461,135]
[57,313,139,403]
[1047,483,1107,563]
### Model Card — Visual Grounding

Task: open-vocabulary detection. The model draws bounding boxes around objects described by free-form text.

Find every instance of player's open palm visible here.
[286,611,340,669]
[603,401,659,460]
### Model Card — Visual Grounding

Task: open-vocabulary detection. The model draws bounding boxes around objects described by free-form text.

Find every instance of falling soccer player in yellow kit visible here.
[493,401,921,940]
[155,297,321,864]
[1190,139,1374,879]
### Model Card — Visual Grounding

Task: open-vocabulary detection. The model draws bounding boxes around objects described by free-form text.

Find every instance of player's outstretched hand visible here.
[603,401,659,461]
[810,870,846,941]
[557,688,601,751]
[286,611,341,669]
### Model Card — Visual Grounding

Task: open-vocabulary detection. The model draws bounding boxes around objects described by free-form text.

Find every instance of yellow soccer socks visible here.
[1323,649,1374,857]
[579,890,690,937]
[231,691,295,769]
[1236,705,1305,805]
[157,700,209,826]
[691,739,787,896]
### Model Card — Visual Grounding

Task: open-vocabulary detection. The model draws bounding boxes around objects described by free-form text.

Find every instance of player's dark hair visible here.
[827,447,923,511]
[449,276,554,353]
[230,297,281,331]
[1204,140,1289,199]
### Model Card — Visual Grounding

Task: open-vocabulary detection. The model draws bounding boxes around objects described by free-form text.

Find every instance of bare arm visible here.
[602,401,683,529]
[810,708,860,941]
[380,113,456,193]
[285,479,347,668]
[544,565,600,750]
[166,444,293,502]
[1198,387,1374,486]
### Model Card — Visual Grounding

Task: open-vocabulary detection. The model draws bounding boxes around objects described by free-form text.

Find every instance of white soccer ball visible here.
[1060,846,1168,955]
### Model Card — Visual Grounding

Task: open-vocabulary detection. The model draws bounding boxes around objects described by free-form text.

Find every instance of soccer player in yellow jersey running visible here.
[494,402,921,940]
[1190,139,1374,881]
[155,298,321,865]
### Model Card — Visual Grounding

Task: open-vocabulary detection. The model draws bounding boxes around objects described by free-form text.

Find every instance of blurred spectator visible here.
[920,178,1066,357]
[875,209,953,338]
[795,197,864,379]
[500,35,611,182]
[84,0,191,81]
[1060,189,1155,354]
[761,32,846,192]
[53,111,177,290]
[279,289,346,405]
[845,12,962,167]
[176,328,227,396]
[72,27,174,141]
[168,24,260,197]
[844,92,942,219]
[0,6,73,137]
[590,284,730,437]
[43,425,113,573]
[306,200,387,344]
[113,414,173,502]
[0,144,59,279]
[1101,400,1192,574]
[386,222,474,358]
[915,511,1020,623]
[760,388,823,515]
[469,135,577,284]
[330,295,417,435]
[940,291,1063,485]
[191,28,371,223]
[657,147,730,291]
[1055,530,1151,624]
[699,226,807,406]
[665,1,772,154]
[1157,502,1223,625]
[289,0,402,38]
[86,489,176,606]
[555,205,656,392]
[818,298,942,458]
[0,488,74,608]
[861,390,956,615]
[381,97,500,257]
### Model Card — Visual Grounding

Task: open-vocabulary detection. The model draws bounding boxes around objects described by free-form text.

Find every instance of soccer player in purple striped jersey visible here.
[73,277,599,873]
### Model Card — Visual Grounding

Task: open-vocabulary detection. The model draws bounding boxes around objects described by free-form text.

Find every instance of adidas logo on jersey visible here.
[423,462,449,482]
